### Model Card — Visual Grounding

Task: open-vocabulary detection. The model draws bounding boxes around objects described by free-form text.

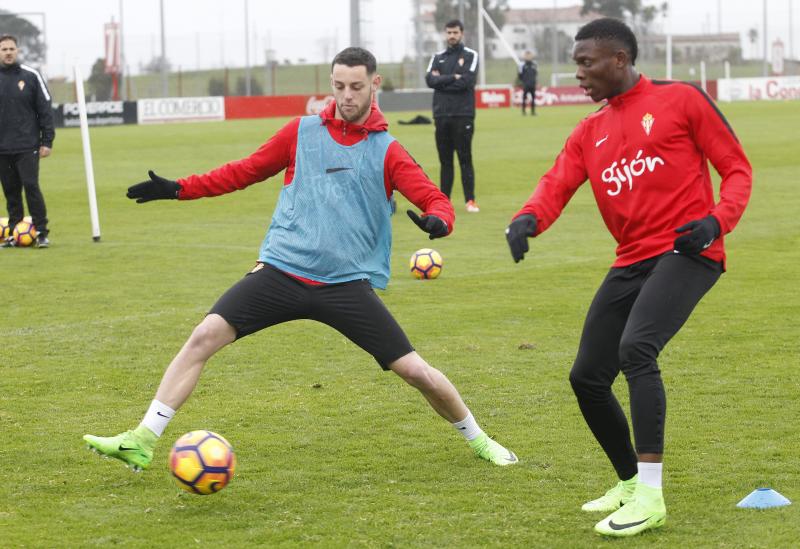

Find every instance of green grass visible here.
[2,102,799,547]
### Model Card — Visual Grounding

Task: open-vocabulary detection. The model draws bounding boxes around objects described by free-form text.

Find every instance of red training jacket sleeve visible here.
[514,123,588,234]
[385,141,455,235]
[177,118,300,200]
[684,87,752,235]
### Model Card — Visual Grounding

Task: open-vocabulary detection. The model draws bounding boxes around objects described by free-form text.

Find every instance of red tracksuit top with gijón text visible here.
[514,75,752,268]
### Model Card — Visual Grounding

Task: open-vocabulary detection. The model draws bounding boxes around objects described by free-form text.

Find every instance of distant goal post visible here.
[551,72,577,87]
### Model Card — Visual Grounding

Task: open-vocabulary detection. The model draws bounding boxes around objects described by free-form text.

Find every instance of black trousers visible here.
[0,150,49,236]
[521,86,536,114]
[569,252,722,480]
[434,116,475,202]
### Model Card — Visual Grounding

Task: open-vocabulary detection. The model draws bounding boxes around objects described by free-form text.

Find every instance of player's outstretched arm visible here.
[407,209,448,240]
[127,170,182,203]
[505,214,537,263]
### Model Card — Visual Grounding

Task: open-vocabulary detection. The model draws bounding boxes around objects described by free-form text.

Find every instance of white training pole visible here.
[700,60,707,91]
[73,65,102,242]
[665,0,673,79]
[477,0,486,86]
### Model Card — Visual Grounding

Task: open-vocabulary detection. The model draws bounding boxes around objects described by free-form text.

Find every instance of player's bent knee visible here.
[569,364,611,402]
[189,314,236,351]
[389,352,435,388]
[618,337,658,376]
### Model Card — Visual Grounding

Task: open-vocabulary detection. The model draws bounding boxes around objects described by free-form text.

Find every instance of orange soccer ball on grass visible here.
[12,220,38,247]
[409,248,443,279]
[169,430,236,495]
[0,217,10,239]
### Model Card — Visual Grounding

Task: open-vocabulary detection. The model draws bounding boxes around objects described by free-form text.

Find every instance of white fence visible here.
[717,76,800,102]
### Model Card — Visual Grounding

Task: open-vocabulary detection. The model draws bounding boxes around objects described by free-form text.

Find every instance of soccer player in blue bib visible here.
[84,47,517,471]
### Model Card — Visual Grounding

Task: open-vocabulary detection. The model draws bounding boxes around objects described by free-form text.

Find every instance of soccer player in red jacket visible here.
[84,47,517,472]
[505,19,751,537]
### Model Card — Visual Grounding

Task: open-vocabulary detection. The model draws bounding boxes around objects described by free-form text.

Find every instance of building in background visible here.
[416,0,444,55]
[488,5,600,61]
[485,5,742,67]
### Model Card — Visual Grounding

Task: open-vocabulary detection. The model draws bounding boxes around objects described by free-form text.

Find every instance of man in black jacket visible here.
[0,35,54,248]
[518,51,538,115]
[425,20,479,213]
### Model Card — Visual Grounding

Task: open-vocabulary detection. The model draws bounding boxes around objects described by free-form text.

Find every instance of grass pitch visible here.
[2,101,799,547]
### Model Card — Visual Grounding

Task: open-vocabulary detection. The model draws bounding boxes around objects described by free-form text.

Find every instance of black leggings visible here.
[569,252,722,480]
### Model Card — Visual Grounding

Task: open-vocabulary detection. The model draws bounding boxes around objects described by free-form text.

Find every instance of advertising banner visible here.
[718,76,800,102]
[55,100,137,127]
[475,86,512,108]
[513,85,595,107]
[137,96,225,124]
[224,94,334,119]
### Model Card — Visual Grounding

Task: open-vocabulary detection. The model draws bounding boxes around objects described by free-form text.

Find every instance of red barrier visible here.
[225,94,334,119]
[475,87,512,108]
[223,81,717,121]
[513,85,594,107]
[513,80,718,108]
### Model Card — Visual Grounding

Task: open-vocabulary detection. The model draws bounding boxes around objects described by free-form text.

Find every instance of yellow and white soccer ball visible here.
[0,217,10,239]
[169,430,236,495]
[409,248,443,280]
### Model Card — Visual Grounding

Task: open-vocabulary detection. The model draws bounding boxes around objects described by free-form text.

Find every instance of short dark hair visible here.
[575,17,638,65]
[0,35,18,45]
[331,47,377,74]
[445,19,464,31]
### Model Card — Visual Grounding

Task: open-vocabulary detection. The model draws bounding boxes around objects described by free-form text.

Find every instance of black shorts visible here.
[209,263,414,370]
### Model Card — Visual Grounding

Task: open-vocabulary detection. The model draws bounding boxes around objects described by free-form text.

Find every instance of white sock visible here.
[637,462,663,489]
[452,411,484,441]
[139,399,176,437]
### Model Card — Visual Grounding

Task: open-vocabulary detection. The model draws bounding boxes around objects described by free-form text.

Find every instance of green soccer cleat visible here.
[83,425,158,472]
[581,475,638,512]
[594,483,666,537]
[468,433,518,466]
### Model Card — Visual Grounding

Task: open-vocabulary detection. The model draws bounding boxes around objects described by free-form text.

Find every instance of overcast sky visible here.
[1,0,797,78]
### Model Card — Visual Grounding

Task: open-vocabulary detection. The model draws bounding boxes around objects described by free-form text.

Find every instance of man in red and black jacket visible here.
[505,19,751,537]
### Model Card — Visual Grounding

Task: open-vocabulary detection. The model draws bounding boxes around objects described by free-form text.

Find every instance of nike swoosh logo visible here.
[458,426,467,430]
[608,517,652,530]
[326,167,352,174]
[156,411,171,418]
[118,446,138,452]
[595,135,609,147]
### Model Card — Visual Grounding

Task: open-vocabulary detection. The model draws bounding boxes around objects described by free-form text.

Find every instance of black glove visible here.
[127,170,182,203]
[406,210,448,240]
[505,214,537,263]
[674,215,720,255]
